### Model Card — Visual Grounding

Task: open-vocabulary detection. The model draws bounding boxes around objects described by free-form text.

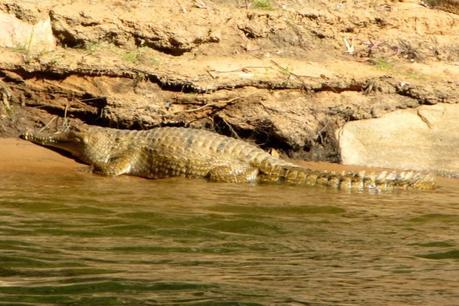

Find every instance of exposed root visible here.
[38,116,57,133]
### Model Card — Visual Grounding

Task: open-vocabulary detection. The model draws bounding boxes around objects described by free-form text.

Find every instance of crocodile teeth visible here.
[386,171,397,181]
[376,171,387,181]
[423,173,435,182]
[400,171,415,180]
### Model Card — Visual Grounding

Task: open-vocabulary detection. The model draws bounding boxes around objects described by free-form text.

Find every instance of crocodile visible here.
[427,0,459,15]
[21,125,435,191]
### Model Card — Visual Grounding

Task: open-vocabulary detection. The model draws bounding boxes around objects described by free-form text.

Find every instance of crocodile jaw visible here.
[21,129,87,159]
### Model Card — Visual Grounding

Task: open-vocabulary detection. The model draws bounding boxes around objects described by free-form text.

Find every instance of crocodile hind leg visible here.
[207,163,259,183]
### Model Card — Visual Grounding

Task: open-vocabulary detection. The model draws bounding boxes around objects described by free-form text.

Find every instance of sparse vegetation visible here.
[251,0,273,10]
[82,42,159,66]
[277,64,292,76]
[9,27,36,63]
[373,57,393,71]
[120,47,159,66]
[397,40,420,61]
[84,41,101,54]
[121,50,140,63]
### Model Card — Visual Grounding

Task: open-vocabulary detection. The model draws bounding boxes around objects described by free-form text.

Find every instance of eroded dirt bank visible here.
[0,0,458,169]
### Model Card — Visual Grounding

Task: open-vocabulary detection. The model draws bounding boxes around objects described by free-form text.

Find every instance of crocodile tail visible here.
[258,160,435,191]
[323,169,436,191]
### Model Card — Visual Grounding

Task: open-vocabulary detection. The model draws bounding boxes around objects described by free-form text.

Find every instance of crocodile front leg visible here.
[92,149,139,176]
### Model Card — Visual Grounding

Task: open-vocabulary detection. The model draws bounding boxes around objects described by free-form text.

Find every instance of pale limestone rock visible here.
[338,104,459,176]
[0,12,55,52]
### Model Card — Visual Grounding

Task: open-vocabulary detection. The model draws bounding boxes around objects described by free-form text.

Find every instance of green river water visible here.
[0,171,458,305]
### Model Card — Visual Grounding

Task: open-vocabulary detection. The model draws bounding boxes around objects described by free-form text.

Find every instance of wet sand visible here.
[0,138,82,174]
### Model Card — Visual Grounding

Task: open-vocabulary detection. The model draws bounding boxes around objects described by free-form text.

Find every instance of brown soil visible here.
[0,0,458,162]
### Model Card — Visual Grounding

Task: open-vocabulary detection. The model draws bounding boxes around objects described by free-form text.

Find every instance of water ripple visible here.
[0,173,458,305]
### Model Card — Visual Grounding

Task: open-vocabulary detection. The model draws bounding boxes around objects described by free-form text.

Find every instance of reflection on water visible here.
[0,172,458,305]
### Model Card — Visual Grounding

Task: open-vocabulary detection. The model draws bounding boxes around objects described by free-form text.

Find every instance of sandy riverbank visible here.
[0,138,379,174]
[0,138,81,174]
[1,138,456,189]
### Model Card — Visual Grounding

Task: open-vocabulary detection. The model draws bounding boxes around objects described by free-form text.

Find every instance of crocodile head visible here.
[21,126,93,161]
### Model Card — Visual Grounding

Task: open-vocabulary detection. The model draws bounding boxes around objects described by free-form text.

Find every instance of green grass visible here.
[121,50,139,63]
[120,48,159,66]
[83,42,100,54]
[373,57,393,71]
[81,42,159,66]
[252,0,273,10]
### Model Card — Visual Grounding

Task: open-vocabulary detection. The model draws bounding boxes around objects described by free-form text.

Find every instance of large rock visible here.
[0,11,55,52]
[338,104,459,176]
